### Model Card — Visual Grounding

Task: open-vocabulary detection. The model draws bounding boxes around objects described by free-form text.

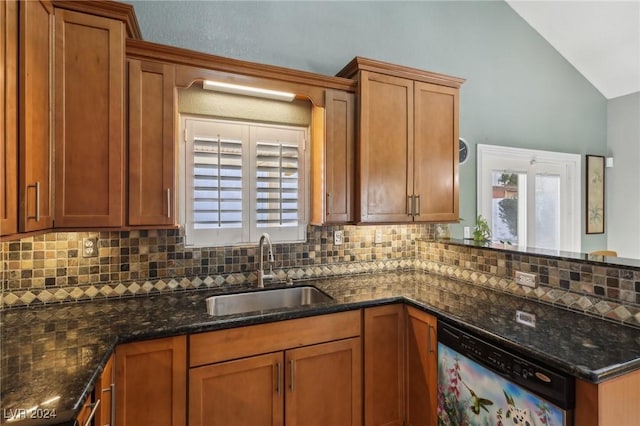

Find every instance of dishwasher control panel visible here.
[438,321,575,410]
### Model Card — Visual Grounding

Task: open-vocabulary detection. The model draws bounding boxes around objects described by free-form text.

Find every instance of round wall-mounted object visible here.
[459,137,469,164]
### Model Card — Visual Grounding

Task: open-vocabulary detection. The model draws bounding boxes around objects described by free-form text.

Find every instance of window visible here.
[182,117,307,246]
[477,144,581,252]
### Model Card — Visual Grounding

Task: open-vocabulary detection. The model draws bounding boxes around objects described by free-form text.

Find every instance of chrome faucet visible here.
[257,233,275,288]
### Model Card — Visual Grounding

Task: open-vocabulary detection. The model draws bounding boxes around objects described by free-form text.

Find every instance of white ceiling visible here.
[506,0,640,100]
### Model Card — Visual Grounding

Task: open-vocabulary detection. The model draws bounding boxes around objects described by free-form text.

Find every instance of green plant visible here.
[473,215,491,242]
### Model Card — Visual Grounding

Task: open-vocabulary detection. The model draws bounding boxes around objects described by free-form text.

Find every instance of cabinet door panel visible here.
[325,89,355,223]
[1,0,18,236]
[115,336,187,426]
[359,71,413,223]
[364,305,405,426]
[54,9,124,227]
[189,352,284,426]
[406,306,437,426]
[128,59,175,225]
[286,337,362,426]
[19,0,54,232]
[414,81,459,222]
[95,354,114,426]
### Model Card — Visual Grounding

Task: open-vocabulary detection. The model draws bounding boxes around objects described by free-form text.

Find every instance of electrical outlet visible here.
[516,310,536,328]
[374,229,383,244]
[515,271,537,288]
[334,230,344,246]
[82,237,98,258]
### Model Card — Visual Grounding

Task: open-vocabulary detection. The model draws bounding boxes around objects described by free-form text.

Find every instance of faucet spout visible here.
[257,233,275,288]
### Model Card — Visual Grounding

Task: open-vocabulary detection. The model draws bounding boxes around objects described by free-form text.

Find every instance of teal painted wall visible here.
[128,0,607,252]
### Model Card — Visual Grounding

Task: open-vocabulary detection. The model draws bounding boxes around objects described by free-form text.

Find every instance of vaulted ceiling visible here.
[506,0,640,100]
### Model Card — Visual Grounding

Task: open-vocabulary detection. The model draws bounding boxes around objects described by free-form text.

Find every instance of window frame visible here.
[477,144,581,252]
[180,115,309,247]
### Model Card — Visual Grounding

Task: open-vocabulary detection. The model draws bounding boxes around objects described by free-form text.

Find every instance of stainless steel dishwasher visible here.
[437,321,575,426]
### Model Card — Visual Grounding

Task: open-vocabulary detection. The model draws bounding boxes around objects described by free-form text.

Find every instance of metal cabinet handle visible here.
[427,324,436,354]
[289,360,295,392]
[276,362,281,395]
[407,195,413,216]
[415,195,421,216]
[27,182,41,222]
[326,193,331,216]
[83,399,101,426]
[166,188,171,218]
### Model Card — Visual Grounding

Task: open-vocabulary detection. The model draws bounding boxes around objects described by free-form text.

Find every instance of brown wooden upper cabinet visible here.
[128,59,176,226]
[337,57,464,224]
[1,0,19,237]
[19,0,54,233]
[54,8,125,228]
[311,89,355,224]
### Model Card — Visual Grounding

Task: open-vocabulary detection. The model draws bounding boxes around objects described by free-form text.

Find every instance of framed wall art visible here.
[586,155,605,234]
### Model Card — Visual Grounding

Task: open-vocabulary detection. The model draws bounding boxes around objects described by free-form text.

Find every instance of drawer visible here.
[190,310,362,367]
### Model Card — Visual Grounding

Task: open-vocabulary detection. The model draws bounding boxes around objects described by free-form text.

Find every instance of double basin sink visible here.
[205,286,333,316]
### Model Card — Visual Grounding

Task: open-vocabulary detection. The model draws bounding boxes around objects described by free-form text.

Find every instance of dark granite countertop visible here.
[2,271,640,425]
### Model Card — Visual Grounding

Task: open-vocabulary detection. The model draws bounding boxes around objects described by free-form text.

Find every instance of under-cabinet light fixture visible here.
[203,80,296,102]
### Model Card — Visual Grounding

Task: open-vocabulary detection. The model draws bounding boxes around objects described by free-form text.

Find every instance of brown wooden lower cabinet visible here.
[75,355,114,426]
[406,306,438,426]
[189,352,284,426]
[575,369,640,426]
[115,335,187,426]
[95,354,115,426]
[364,304,405,426]
[190,338,361,426]
[285,338,362,426]
[188,311,362,426]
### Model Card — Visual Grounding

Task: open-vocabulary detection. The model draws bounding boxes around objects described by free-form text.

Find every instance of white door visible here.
[477,145,581,252]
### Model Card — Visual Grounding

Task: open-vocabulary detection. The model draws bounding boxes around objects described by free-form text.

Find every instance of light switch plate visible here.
[374,229,383,244]
[334,230,343,246]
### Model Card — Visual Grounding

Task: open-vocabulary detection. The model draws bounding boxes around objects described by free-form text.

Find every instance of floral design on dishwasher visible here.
[438,344,563,426]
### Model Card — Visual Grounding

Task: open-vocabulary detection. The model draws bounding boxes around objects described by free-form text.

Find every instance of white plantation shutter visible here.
[184,117,306,246]
[256,143,300,226]
[192,137,243,228]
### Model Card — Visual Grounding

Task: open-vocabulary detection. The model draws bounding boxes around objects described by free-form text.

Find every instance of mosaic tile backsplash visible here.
[1,224,431,306]
[3,226,640,326]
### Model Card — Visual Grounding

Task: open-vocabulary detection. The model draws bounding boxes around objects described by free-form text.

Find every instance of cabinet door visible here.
[413,81,459,222]
[406,306,438,426]
[285,337,362,426]
[359,71,413,223]
[128,59,176,226]
[95,354,114,426]
[19,0,54,232]
[189,352,284,426]
[324,89,355,223]
[54,9,124,228]
[1,0,18,236]
[115,336,187,426]
[364,305,405,426]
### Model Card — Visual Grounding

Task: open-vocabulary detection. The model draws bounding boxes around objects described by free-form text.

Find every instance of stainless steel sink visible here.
[205,286,333,316]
